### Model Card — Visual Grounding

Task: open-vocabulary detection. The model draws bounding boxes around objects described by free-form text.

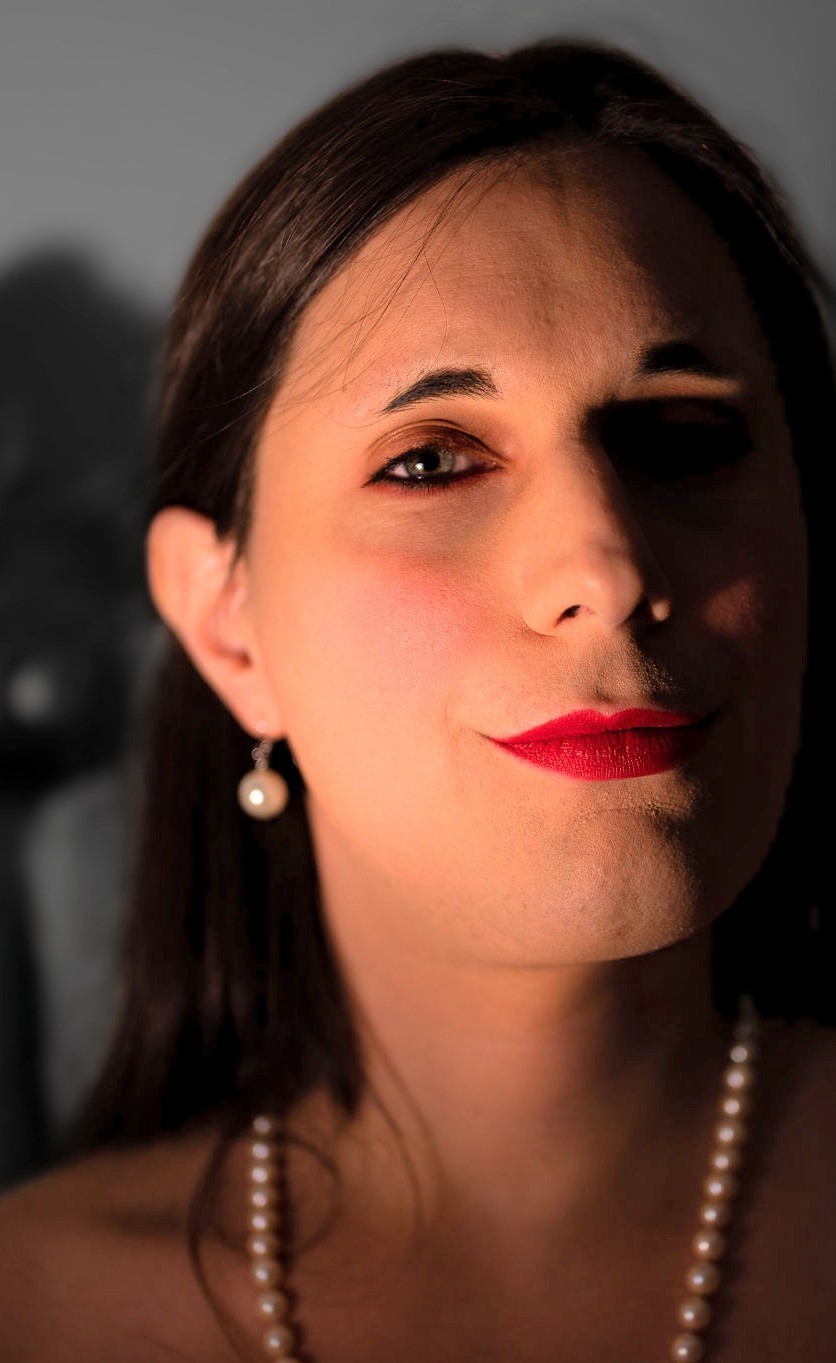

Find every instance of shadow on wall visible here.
[0,250,163,1191]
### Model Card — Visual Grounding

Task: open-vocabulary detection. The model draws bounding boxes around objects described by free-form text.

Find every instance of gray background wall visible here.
[2,0,835,303]
[1,0,834,1190]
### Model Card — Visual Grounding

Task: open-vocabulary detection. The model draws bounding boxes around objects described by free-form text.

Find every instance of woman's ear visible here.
[146,507,284,737]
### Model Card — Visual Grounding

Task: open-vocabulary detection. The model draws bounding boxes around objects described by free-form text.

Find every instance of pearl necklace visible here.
[245,997,759,1362]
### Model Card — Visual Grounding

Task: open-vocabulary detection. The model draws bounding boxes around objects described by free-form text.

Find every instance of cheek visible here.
[704,512,806,657]
[698,499,807,796]
[264,538,489,746]
[667,464,806,658]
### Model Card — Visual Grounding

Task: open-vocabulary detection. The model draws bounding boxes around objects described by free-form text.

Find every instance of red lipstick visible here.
[490,708,710,781]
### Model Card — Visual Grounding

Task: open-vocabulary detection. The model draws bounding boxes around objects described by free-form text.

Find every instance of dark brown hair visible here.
[61,35,835,1359]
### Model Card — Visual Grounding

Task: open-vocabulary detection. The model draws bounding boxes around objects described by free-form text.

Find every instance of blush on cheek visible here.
[313,556,489,705]
[342,558,485,697]
[272,551,492,820]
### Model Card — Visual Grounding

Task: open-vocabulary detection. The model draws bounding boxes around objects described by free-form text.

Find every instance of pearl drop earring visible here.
[238,736,289,820]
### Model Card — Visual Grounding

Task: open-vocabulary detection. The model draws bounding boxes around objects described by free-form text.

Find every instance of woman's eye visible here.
[369,442,488,492]
[367,404,751,495]
[600,402,753,480]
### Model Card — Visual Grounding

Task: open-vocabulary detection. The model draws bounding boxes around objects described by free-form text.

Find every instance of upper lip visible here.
[494,708,704,744]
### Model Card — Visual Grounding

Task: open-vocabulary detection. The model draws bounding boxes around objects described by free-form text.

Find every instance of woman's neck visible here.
[306,922,729,1238]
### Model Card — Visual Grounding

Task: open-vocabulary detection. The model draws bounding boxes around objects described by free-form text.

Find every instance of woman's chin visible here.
[462,816,736,967]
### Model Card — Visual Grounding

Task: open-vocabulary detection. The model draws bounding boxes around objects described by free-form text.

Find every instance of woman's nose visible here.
[514,453,673,635]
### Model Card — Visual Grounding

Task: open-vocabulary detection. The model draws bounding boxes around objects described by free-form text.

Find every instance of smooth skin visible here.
[1,146,834,1363]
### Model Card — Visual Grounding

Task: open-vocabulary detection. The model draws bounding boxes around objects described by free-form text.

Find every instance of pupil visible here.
[411,448,450,476]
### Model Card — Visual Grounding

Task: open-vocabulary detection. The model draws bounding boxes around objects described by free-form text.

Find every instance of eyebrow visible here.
[377,340,737,415]
[634,339,735,381]
[380,367,499,413]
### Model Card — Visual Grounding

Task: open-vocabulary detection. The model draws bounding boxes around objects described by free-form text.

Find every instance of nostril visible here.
[562,604,583,620]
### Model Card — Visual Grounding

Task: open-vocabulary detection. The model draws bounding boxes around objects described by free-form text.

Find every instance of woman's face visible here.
[241,146,806,966]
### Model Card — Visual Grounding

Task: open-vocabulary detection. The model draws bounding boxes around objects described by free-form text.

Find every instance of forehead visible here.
[275,145,770,418]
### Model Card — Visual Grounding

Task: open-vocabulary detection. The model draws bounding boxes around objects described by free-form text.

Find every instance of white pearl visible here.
[249,1184,279,1208]
[250,1162,275,1185]
[238,770,289,819]
[678,1297,712,1330]
[251,1139,275,1162]
[691,1229,726,1260]
[257,1290,290,1320]
[710,1147,741,1173]
[723,1063,755,1092]
[714,1118,747,1146]
[247,1231,280,1259]
[684,1261,721,1295]
[720,1092,749,1119]
[250,1209,279,1233]
[252,1114,281,1136]
[703,1171,737,1201]
[729,1041,757,1064]
[671,1331,705,1360]
[263,1322,295,1356]
[698,1200,731,1228]
[250,1259,282,1288]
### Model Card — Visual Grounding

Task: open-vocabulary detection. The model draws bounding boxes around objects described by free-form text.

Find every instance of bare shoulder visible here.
[0,1125,235,1363]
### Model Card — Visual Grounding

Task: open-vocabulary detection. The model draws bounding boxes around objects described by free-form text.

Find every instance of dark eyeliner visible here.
[367,440,491,493]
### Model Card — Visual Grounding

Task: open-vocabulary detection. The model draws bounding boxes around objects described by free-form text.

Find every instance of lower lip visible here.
[491,723,710,781]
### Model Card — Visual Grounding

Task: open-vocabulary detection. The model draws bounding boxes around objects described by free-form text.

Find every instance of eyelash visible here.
[369,440,494,494]
[368,406,752,494]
